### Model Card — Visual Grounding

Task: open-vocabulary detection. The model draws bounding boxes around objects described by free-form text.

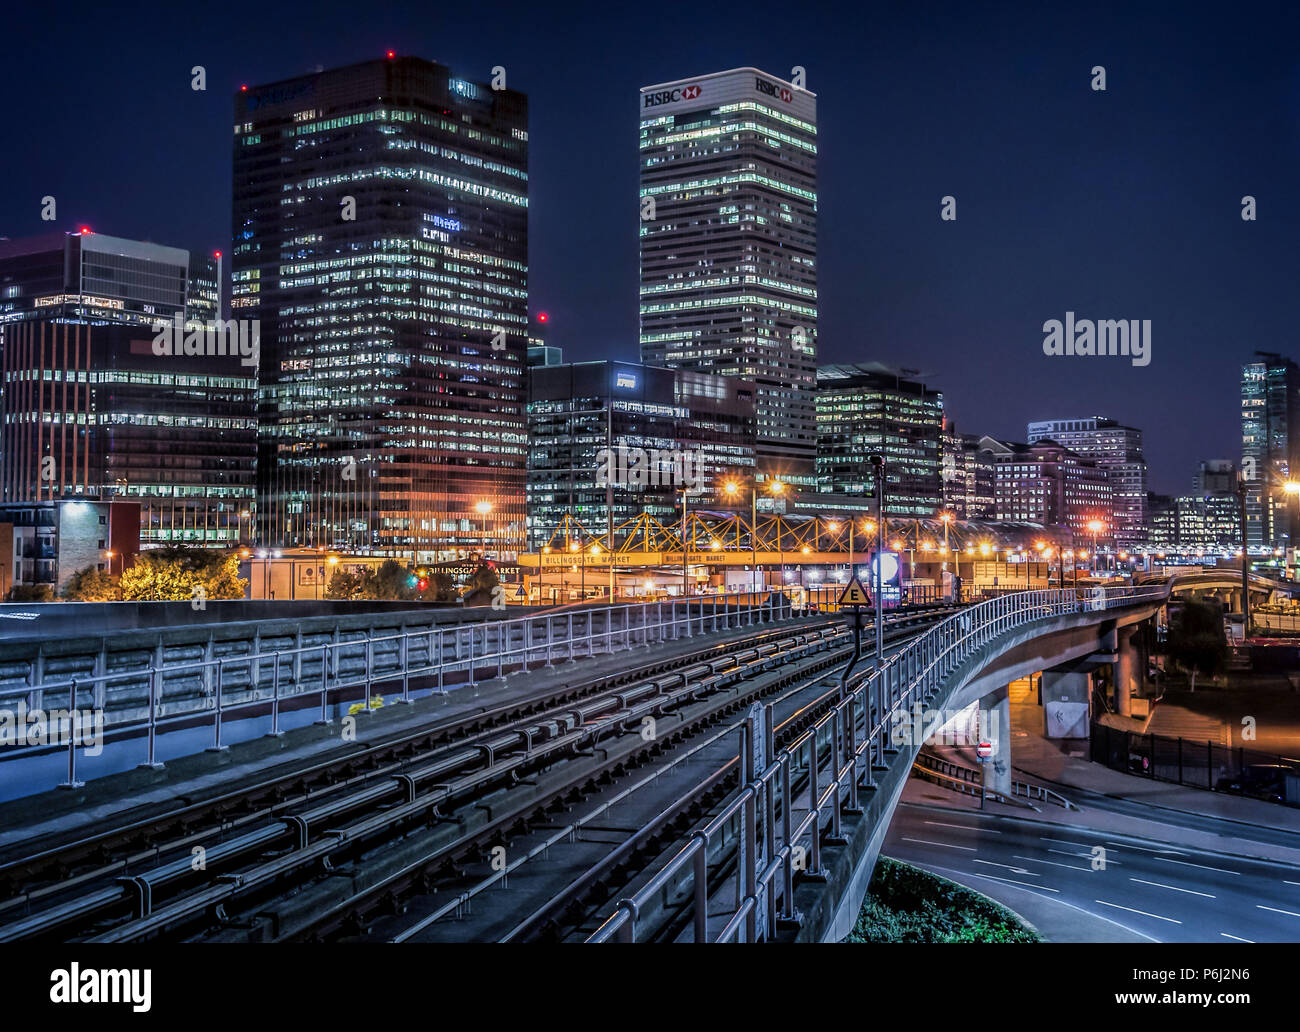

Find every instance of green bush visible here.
[843,857,1038,943]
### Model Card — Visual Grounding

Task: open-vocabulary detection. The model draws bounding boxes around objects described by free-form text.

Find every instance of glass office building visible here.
[233,55,529,560]
[1241,352,1300,550]
[527,361,755,551]
[639,68,817,484]
[816,364,944,518]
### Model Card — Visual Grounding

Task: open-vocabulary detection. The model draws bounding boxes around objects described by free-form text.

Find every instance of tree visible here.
[62,565,120,602]
[119,547,248,602]
[463,560,501,607]
[1166,599,1228,692]
[8,584,54,603]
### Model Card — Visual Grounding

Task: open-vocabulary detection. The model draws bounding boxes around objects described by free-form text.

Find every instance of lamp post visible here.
[769,479,787,591]
[1087,519,1104,576]
[869,455,885,668]
[474,500,492,559]
[725,478,759,600]
[541,545,552,604]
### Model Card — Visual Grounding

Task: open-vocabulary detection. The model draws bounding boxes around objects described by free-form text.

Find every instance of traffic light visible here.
[417,578,428,591]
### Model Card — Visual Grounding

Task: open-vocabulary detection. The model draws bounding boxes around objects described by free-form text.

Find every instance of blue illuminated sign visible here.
[615,371,638,390]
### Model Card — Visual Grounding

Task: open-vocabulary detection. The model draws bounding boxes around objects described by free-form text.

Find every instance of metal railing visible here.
[912,751,1075,810]
[5,591,799,790]
[588,583,1168,942]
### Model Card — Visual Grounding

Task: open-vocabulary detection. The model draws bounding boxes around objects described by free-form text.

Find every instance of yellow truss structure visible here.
[522,511,1070,570]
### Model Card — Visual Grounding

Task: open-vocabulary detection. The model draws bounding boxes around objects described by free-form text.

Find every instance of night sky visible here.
[4,1,1296,493]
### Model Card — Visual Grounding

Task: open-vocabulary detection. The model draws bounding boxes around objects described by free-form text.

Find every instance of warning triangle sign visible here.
[838,577,872,606]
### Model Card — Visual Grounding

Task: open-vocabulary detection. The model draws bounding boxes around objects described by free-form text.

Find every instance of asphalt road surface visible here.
[886,802,1300,943]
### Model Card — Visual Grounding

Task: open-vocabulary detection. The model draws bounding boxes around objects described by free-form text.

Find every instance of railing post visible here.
[267,653,283,737]
[317,644,331,725]
[59,678,84,790]
[141,666,164,767]
[209,658,229,751]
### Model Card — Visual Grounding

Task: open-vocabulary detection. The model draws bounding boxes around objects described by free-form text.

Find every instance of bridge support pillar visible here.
[981,685,1012,798]
[1041,665,1091,738]
[1111,626,1142,718]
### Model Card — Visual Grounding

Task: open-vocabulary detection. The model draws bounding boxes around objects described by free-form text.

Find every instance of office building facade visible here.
[1027,416,1147,547]
[0,320,256,546]
[979,437,1112,537]
[234,56,529,560]
[638,68,818,483]
[816,364,944,518]
[1241,352,1300,550]
[527,361,755,551]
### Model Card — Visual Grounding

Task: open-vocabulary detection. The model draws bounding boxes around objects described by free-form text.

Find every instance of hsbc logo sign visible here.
[755,77,792,103]
[643,83,702,108]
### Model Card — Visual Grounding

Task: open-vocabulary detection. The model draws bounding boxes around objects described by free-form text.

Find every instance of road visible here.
[885,801,1300,942]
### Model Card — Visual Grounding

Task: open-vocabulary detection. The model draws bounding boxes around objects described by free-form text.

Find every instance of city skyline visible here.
[2,2,1295,495]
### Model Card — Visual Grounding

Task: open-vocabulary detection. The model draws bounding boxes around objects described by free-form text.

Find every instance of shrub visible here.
[843,857,1038,943]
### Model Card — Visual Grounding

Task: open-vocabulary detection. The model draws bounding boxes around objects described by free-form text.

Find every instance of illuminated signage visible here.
[643,83,701,108]
[246,81,315,111]
[423,213,462,232]
[614,371,638,390]
[755,77,792,103]
[34,294,124,310]
[450,79,478,101]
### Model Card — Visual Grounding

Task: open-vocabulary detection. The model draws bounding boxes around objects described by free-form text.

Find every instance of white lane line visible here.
[918,862,1158,940]
[972,858,1038,876]
[1257,904,1300,918]
[924,821,1001,833]
[1095,899,1182,924]
[901,837,977,851]
[1129,877,1215,899]
[1047,848,1122,866]
[1221,933,1254,942]
[1041,837,1095,849]
[1284,880,1300,887]
[1156,856,1240,876]
[1105,840,1185,856]
[961,871,1059,892]
[1015,854,1090,872]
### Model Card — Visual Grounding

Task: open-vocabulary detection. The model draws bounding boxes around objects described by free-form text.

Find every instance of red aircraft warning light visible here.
[537,312,548,323]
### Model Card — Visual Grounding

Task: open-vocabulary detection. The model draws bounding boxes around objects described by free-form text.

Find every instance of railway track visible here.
[0,605,951,942]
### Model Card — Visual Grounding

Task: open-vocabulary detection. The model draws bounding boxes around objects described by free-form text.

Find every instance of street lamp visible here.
[474,500,492,558]
[724,478,759,598]
[1087,519,1104,576]
[769,480,787,590]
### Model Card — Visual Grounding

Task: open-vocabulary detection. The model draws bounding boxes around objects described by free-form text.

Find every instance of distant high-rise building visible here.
[1026,416,1147,546]
[233,55,529,560]
[816,364,943,518]
[526,361,755,551]
[978,436,1112,537]
[0,321,256,546]
[0,229,214,328]
[1194,458,1237,496]
[0,231,253,548]
[638,68,818,484]
[1241,353,1300,550]
[940,418,997,519]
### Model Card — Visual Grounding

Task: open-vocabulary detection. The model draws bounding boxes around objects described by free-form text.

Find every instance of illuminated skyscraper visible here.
[233,55,529,560]
[1241,352,1300,550]
[638,68,817,483]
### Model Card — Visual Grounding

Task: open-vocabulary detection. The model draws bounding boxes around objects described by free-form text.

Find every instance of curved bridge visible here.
[590,582,1170,943]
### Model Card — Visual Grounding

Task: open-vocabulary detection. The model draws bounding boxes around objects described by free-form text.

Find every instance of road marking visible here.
[1257,904,1300,918]
[1221,933,1254,942]
[924,821,1001,833]
[1129,877,1215,898]
[1015,854,1089,872]
[1156,856,1239,876]
[1284,880,1300,887]
[1041,837,1095,849]
[901,837,977,851]
[1047,848,1121,866]
[1095,899,1182,924]
[972,858,1035,876]
[960,870,1059,892]
[1105,840,1185,856]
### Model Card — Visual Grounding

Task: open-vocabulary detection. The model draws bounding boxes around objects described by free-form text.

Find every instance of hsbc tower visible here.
[638,68,818,484]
